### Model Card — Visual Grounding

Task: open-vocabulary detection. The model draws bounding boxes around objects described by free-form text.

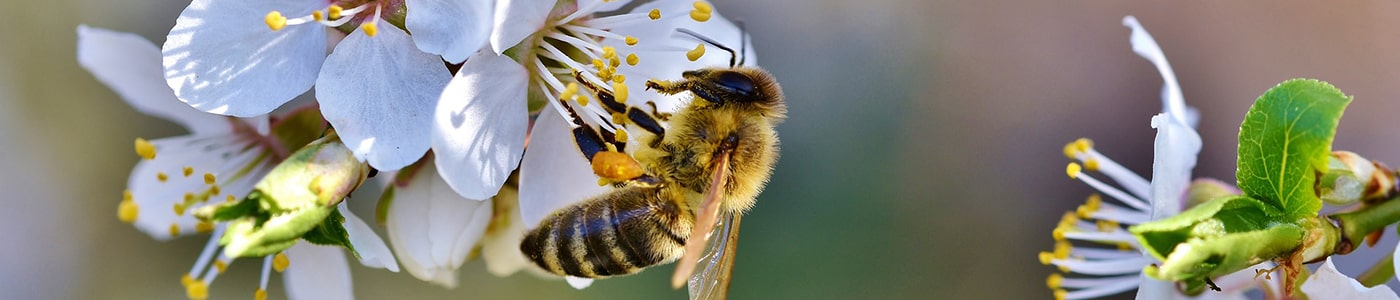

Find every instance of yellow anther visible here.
[1058,212,1079,227]
[312,10,324,21]
[169,223,181,237]
[689,10,711,22]
[214,260,228,273]
[264,11,287,31]
[183,166,194,177]
[1038,251,1055,265]
[362,22,379,37]
[1083,158,1100,172]
[204,173,216,185]
[185,280,209,300]
[254,289,268,300]
[1117,242,1133,250]
[118,194,139,223]
[181,274,195,287]
[1096,220,1119,232]
[687,43,705,61]
[174,203,187,216]
[626,53,639,66]
[1074,138,1093,153]
[1075,195,1101,218]
[226,195,236,203]
[328,5,344,20]
[575,94,590,106]
[196,221,215,234]
[611,112,627,125]
[597,178,611,186]
[602,46,616,59]
[693,1,713,13]
[1062,142,1079,159]
[610,57,621,68]
[1046,273,1063,289]
[612,82,629,103]
[648,9,661,20]
[1051,227,1066,241]
[613,74,626,84]
[157,172,169,182]
[625,35,638,46]
[1053,289,1067,300]
[593,59,605,70]
[1065,163,1082,179]
[615,130,630,142]
[274,253,290,272]
[208,185,221,197]
[135,138,157,160]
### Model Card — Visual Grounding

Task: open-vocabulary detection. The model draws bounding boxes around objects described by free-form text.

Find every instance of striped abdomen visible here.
[521,187,693,278]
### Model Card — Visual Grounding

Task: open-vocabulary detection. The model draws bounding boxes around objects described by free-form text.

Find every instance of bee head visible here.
[684,69,757,104]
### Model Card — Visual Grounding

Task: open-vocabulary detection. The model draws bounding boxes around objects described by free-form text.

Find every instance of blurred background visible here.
[8,0,1400,299]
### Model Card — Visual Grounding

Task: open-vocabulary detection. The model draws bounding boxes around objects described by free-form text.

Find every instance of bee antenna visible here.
[735,20,747,66]
[675,28,738,67]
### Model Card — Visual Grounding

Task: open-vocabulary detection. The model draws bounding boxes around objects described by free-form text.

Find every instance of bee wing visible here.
[686,211,741,300]
[671,150,731,288]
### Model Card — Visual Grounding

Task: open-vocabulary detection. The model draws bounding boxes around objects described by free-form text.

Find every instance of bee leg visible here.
[574,71,630,115]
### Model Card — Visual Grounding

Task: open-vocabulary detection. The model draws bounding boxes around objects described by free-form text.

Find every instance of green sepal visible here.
[1236,79,1351,220]
[220,204,335,257]
[302,207,359,259]
[1131,196,1305,281]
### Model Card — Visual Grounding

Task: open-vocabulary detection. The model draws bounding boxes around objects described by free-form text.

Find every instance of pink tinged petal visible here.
[284,243,355,300]
[78,25,228,134]
[405,0,494,63]
[518,111,610,227]
[385,162,492,288]
[317,24,448,171]
[337,203,399,272]
[490,0,556,54]
[163,0,326,117]
[1148,113,1200,220]
[432,52,528,199]
[1303,258,1399,300]
[126,134,271,240]
[1123,16,1190,127]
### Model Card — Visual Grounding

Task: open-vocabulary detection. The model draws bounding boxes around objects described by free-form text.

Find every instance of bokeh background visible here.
[8,0,1400,299]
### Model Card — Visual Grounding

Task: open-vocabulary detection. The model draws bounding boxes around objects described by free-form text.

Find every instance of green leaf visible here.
[1131,195,1284,261]
[1236,79,1351,220]
[302,208,359,258]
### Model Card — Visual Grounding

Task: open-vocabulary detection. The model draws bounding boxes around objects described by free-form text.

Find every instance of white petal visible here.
[578,0,630,13]
[316,23,449,170]
[1148,113,1200,220]
[518,110,610,227]
[405,0,493,63]
[432,51,528,199]
[480,185,531,277]
[1123,16,1190,126]
[1302,258,1399,300]
[163,0,325,117]
[338,203,399,272]
[565,276,594,289]
[490,0,556,54]
[78,25,228,134]
[384,162,493,287]
[284,243,354,300]
[126,134,272,240]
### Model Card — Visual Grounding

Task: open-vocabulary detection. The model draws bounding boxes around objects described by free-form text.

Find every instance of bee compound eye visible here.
[713,71,757,99]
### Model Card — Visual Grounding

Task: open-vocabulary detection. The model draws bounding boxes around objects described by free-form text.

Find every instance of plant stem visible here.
[1358,253,1394,287]
[1329,196,1400,254]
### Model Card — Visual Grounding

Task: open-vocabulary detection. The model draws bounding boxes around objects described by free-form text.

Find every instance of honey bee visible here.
[520,28,784,299]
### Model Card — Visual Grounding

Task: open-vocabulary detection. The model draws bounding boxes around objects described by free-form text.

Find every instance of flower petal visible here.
[518,109,610,227]
[480,184,531,277]
[284,243,354,300]
[405,0,493,63]
[316,23,449,170]
[1302,257,1399,300]
[126,134,272,240]
[432,51,528,199]
[384,161,493,287]
[489,0,557,54]
[338,203,399,272]
[163,0,326,117]
[78,25,229,134]
[1148,112,1200,220]
[1123,16,1190,127]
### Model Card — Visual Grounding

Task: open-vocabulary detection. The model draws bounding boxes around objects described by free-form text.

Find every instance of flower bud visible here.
[1317,151,1396,205]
